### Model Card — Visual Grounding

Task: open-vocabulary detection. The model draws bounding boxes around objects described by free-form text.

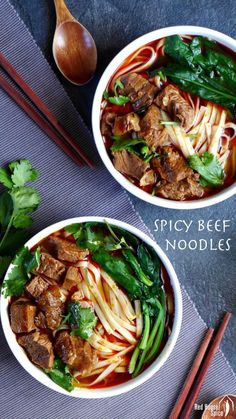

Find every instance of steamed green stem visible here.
[0,213,14,249]
[133,300,163,377]
[144,316,165,363]
[139,302,150,350]
[128,347,140,374]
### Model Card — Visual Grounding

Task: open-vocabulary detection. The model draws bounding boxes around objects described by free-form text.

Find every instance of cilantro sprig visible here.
[188,152,224,187]
[67,302,97,340]
[0,160,40,280]
[103,78,130,106]
[2,246,41,297]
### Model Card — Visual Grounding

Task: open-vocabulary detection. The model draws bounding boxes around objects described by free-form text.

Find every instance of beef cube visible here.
[155,84,194,131]
[101,112,116,136]
[112,112,140,136]
[47,236,89,263]
[140,169,156,187]
[140,105,170,151]
[55,331,96,373]
[63,266,81,290]
[18,332,54,369]
[26,275,49,299]
[36,252,66,281]
[35,311,47,329]
[113,149,149,180]
[158,173,204,200]
[152,146,192,183]
[37,285,66,330]
[10,299,36,333]
[121,73,158,111]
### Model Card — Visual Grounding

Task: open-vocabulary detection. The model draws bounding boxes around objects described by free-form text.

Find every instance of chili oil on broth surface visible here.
[5,222,173,392]
[100,35,236,202]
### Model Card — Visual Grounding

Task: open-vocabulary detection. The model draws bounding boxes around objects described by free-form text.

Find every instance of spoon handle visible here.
[54,0,75,26]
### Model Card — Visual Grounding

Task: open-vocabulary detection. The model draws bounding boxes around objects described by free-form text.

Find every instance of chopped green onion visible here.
[160,121,180,126]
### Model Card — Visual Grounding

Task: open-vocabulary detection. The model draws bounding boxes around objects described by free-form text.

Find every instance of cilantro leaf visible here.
[0,168,13,189]
[2,246,41,297]
[0,192,13,228]
[11,160,39,187]
[64,224,82,240]
[67,302,97,339]
[10,187,40,211]
[0,255,12,278]
[188,152,224,187]
[45,358,74,392]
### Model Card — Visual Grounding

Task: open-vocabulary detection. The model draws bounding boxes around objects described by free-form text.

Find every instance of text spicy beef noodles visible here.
[100,35,236,201]
[5,222,174,391]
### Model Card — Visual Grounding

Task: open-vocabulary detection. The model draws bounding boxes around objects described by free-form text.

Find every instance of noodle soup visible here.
[100,35,236,202]
[3,220,177,393]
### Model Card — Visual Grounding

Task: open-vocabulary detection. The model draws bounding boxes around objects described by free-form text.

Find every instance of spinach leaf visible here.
[68,302,97,339]
[137,243,161,284]
[92,249,143,299]
[164,64,236,110]
[46,358,74,392]
[2,246,41,297]
[163,35,236,111]
[123,249,153,286]
[188,152,224,186]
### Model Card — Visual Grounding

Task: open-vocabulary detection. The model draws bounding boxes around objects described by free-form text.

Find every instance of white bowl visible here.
[1,216,182,398]
[92,26,236,210]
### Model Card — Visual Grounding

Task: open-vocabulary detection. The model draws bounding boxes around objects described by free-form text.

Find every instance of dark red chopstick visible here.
[169,328,214,419]
[0,74,83,166]
[179,312,232,419]
[0,52,93,168]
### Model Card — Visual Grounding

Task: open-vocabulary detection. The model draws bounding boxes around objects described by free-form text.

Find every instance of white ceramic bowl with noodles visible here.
[1,217,182,398]
[92,26,236,209]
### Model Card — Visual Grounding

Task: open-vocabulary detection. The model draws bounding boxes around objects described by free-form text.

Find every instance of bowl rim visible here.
[1,216,182,398]
[92,25,236,210]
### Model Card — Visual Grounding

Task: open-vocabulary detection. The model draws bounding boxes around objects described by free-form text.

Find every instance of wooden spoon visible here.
[53,0,97,85]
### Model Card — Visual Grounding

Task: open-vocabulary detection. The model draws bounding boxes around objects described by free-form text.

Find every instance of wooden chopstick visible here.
[179,312,232,419]
[0,74,83,166]
[169,328,214,419]
[0,52,93,168]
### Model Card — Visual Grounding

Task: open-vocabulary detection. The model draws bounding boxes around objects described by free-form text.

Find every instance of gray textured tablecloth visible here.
[0,1,235,418]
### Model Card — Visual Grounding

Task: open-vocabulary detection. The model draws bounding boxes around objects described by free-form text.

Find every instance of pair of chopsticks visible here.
[0,52,93,168]
[169,312,232,419]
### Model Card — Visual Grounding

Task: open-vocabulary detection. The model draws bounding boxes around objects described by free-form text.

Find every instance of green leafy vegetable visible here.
[188,152,224,186]
[123,249,153,286]
[0,160,40,280]
[163,35,236,111]
[67,302,97,339]
[45,358,74,392]
[92,248,143,299]
[111,136,160,163]
[2,246,41,297]
[103,77,130,106]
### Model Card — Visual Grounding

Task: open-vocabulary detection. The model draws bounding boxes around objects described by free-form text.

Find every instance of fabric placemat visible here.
[0,1,235,418]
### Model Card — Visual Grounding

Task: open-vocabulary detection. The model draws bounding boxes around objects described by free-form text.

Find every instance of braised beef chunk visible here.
[101,112,116,136]
[63,266,81,290]
[121,73,158,111]
[113,150,149,180]
[35,311,47,329]
[26,275,49,299]
[140,104,170,151]
[152,146,192,183]
[55,331,96,373]
[10,299,36,333]
[18,332,54,369]
[112,112,140,136]
[158,174,204,200]
[37,285,66,330]
[36,252,65,281]
[155,84,194,131]
[47,236,89,263]
[140,169,156,187]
